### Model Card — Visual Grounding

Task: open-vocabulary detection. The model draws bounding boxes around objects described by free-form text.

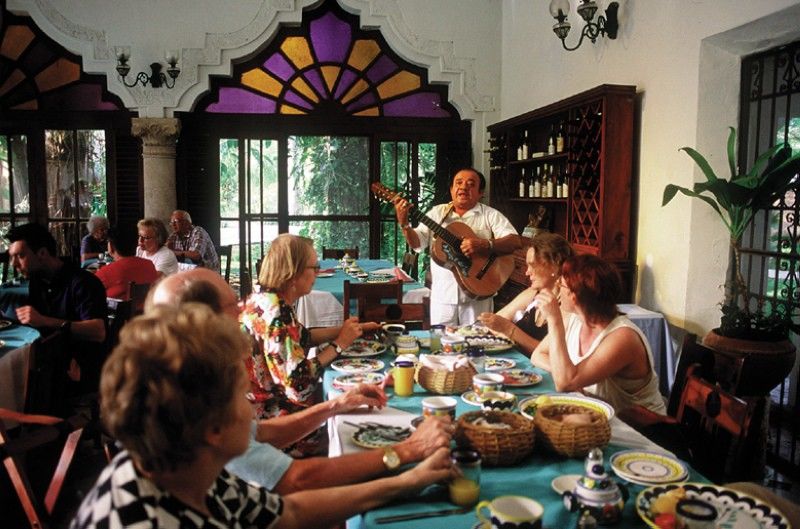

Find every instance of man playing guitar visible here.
[392,168,520,326]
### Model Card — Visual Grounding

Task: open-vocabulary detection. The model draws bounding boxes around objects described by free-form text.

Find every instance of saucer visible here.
[551,474,581,495]
[461,391,483,406]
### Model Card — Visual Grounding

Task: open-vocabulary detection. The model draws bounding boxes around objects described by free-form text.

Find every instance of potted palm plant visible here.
[663,126,800,395]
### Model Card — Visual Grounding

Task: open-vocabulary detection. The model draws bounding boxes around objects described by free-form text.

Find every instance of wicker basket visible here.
[533,404,610,458]
[415,363,476,395]
[455,411,535,466]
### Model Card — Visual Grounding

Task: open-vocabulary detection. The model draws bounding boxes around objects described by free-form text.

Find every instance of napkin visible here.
[419,353,470,371]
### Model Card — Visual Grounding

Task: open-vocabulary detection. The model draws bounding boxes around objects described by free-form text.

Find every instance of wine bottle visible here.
[518,168,526,198]
[561,167,570,198]
[547,125,556,155]
[522,130,529,159]
[555,166,562,198]
[556,121,565,153]
[545,164,554,198]
[532,166,541,198]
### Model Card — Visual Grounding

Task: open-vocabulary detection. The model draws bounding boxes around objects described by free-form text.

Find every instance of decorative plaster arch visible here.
[9,0,495,120]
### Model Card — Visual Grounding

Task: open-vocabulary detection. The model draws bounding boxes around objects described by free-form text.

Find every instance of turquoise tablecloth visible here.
[0,280,30,320]
[323,334,707,529]
[314,259,424,302]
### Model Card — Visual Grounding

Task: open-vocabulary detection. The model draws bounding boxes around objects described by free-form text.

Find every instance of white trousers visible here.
[430,297,493,326]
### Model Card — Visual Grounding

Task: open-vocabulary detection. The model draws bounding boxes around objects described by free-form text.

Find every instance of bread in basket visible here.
[455,410,535,466]
[415,360,476,395]
[533,403,610,457]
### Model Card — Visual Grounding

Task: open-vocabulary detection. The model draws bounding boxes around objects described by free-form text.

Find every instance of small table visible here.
[619,304,676,395]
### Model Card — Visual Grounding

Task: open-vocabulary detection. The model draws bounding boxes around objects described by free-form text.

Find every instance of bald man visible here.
[146,268,453,493]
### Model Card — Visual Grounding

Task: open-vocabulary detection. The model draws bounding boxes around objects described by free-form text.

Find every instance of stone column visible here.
[131,117,181,222]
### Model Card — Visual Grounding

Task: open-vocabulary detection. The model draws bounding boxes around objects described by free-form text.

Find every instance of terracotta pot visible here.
[702,329,796,396]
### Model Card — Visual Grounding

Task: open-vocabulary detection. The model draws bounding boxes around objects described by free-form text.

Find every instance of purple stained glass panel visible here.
[365,56,398,84]
[334,69,358,100]
[310,12,351,63]
[303,69,327,99]
[206,88,277,114]
[346,91,377,113]
[283,89,313,110]
[40,85,119,111]
[383,92,451,118]
[264,53,296,82]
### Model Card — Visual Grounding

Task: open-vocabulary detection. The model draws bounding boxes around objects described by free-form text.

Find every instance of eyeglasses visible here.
[307,264,321,272]
[138,235,154,241]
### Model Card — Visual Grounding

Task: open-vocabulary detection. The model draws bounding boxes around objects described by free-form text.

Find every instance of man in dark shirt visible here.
[7,223,107,394]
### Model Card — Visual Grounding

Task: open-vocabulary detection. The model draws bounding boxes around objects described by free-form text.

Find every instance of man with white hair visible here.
[146,268,453,493]
[166,210,219,270]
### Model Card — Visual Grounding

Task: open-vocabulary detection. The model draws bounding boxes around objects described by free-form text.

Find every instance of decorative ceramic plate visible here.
[449,324,514,352]
[340,339,387,357]
[351,426,411,449]
[365,274,395,283]
[498,369,542,387]
[461,390,483,406]
[316,272,335,278]
[330,358,385,374]
[484,357,516,371]
[518,393,615,421]
[610,450,688,485]
[0,320,12,330]
[410,416,425,429]
[551,474,581,495]
[636,483,791,529]
[331,372,385,391]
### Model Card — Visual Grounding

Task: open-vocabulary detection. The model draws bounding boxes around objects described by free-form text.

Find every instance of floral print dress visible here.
[240,290,325,457]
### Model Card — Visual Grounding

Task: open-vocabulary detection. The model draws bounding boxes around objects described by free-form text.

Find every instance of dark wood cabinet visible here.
[487,84,637,305]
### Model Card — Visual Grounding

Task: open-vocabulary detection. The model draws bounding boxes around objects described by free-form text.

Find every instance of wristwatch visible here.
[382,447,401,471]
[60,320,72,334]
[329,341,344,355]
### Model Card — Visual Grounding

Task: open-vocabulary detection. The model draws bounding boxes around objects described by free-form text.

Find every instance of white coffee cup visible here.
[476,496,543,529]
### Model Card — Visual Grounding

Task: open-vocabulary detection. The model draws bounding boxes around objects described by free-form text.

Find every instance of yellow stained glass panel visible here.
[341,79,368,105]
[242,69,282,97]
[376,71,420,100]
[347,40,380,71]
[280,104,307,115]
[291,77,319,103]
[35,58,80,92]
[320,65,340,94]
[281,37,314,70]
[1,26,34,60]
[354,107,380,117]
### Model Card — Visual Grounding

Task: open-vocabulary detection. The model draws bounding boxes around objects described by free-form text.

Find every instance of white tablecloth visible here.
[619,304,676,395]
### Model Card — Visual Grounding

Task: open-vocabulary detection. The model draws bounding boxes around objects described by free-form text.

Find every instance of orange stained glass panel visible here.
[12,100,37,110]
[280,104,307,115]
[281,37,314,70]
[242,69,283,97]
[347,40,380,71]
[35,58,80,92]
[0,69,25,96]
[1,25,35,60]
[354,107,380,117]
[320,65,340,93]
[376,71,420,100]
[341,79,368,104]
[291,76,320,103]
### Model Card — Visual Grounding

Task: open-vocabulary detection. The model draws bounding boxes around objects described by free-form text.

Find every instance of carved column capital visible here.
[131,118,181,158]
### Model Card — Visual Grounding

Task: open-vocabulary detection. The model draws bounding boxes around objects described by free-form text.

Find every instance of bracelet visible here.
[508,326,516,342]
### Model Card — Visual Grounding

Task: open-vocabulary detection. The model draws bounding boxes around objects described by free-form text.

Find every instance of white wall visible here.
[501,0,800,335]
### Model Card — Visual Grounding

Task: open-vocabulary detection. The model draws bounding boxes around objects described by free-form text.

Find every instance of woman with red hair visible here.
[531,254,666,413]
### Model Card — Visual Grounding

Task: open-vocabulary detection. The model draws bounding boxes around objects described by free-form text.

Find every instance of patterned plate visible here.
[316,272,335,278]
[498,369,542,387]
[330,358,385,374]
[518,393,615,421]
[484,357,516,371]
[340,339,387,357]
[461,390,483,406]
[637,483,791,529]
[351,427,409,449]
[610,450,688,485]
[331,372,385,391]
[0,320,12,330]
[450,324,515,352]
[365,274,395,283]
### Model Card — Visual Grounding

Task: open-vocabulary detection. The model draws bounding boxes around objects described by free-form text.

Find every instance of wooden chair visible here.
[322,246,359,260]
[128,281,152,316]
[24,330,71,417]
[342,280,403,321]
[361,297,430,330]
[215,244,232,282]
[401,252,419,279]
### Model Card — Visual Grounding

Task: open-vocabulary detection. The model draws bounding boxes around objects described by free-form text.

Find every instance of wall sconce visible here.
[548,0,619,51]
[115,47,180,88]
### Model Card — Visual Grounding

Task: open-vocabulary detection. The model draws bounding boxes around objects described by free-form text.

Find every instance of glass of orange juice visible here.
[449,449,481,507]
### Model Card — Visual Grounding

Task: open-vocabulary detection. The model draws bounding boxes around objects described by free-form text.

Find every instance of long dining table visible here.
[323,334,705,529]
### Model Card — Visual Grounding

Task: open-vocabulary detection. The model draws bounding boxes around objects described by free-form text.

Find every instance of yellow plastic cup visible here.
[393,361,415,397]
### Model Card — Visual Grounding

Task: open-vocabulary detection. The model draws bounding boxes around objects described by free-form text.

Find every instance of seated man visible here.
[95,226,159,300]
[7,223,107,396]
[147,268,453,492]
[167,210,219,270]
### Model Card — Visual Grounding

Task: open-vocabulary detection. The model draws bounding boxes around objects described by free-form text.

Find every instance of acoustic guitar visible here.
[371,182,515,299]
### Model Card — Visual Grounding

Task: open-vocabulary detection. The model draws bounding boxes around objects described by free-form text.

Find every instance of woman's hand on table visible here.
[401,446,456,489]
[331,384,387,413]
[477,312,514,335]
[336,317,364,348]
[394,416,454,462]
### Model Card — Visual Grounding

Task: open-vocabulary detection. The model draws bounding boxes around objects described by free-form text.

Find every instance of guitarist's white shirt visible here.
[411,201,516,305]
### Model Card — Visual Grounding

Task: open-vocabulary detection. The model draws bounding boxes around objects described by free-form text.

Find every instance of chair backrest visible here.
[322,246,359,259]
[676,364,755,483]
[361,297,430,330]
[128,281,152,315]
[24,329,70,417]
[342,280,403,320]
[216,244,233,282]
[401,252,419,279]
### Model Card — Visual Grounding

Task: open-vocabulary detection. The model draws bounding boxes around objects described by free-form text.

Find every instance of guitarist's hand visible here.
[392,196,411,225]
[460,237,491,257]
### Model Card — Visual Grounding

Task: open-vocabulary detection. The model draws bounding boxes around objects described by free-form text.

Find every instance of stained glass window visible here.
[200,2,453,118]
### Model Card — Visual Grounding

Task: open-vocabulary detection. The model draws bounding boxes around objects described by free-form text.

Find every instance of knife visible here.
[375,507,469,523]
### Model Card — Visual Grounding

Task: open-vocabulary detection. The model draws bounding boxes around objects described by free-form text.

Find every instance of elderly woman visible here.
[80,216,109,262]
[240,234,380,457]
[478,232,573,353]
[71,304,453,529]
[531,254,666,414]
[135,218,178,276]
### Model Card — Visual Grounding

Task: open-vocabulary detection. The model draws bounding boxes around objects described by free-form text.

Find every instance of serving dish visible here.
[330,358,385,374]
[498,369,542,387]
[484,357,515,371]
[331,372,385,391]
[340,339,386,357]
[519,393,615,421]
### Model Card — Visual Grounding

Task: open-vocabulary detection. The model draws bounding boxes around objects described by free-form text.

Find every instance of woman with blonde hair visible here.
[240,234,380,456]
[72,303,454,529]
[136,217,178,276]
[478,232,573,352]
